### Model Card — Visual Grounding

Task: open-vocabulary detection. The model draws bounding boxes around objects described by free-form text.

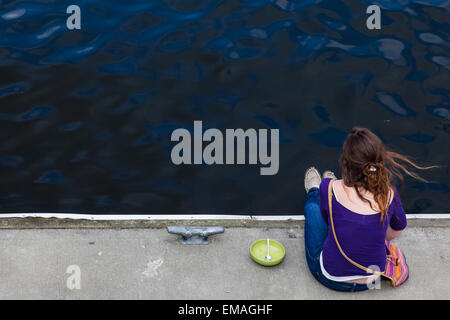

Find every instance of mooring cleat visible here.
[167,226,225,244]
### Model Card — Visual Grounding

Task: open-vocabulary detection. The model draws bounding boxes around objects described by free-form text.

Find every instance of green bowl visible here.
[250,239,285,266]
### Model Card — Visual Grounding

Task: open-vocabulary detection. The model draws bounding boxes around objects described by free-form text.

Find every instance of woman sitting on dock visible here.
[303,127,434,291]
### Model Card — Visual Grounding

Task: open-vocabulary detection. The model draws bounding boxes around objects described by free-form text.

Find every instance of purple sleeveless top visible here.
[319,178,407,277]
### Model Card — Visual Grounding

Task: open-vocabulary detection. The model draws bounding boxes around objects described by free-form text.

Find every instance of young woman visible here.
[303,127,435,292]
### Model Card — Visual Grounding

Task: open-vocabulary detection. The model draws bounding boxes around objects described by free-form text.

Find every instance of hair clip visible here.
[369,166,377,172]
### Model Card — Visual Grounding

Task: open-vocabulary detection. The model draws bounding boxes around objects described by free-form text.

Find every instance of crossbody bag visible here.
[327,179,409,287]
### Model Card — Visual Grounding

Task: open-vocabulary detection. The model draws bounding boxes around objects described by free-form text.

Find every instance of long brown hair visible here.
[339,127,436,222]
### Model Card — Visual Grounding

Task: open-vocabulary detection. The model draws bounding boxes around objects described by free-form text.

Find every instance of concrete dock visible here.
[0,218,449,299]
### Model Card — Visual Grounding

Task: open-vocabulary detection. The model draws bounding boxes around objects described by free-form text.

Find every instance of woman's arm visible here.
[386,225,403,241]
[387,186,407,241]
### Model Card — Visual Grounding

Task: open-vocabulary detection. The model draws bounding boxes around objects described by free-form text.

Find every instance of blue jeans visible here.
[304,187,369,292]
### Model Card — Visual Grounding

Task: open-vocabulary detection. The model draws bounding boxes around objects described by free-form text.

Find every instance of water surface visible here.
[0,0,449,214]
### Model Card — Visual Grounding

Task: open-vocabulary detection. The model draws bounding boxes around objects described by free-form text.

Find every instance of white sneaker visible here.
[322,170,337,180]
[304,167,322,193]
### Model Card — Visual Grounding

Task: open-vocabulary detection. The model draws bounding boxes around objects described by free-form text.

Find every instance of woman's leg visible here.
[304,187,328,273]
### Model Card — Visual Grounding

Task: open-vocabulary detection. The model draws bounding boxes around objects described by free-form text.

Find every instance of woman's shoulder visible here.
[319,177,332,189]
[319,177,336,196]
[388,184,402,200]
[390,184,399,195]
[389,184,403,205]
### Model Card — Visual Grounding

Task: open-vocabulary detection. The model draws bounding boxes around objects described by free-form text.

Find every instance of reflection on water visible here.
[0,0,449,214]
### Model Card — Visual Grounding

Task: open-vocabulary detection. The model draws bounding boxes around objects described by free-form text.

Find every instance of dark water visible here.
[0,0,449,214]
